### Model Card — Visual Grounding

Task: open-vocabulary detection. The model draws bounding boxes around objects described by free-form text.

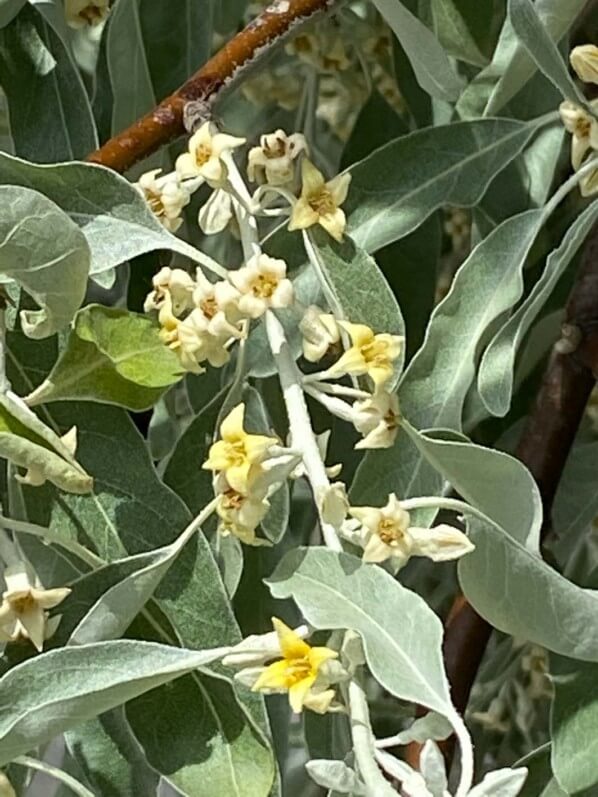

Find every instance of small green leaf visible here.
[26,305,183,410]
[0,185,90,338]
[0,640,228,766]
[346,119,539,253]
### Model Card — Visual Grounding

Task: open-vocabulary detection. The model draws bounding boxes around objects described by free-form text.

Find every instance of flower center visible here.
[11,593,36,614]
[308,188,336,216]
[251,274,277,298]
[200,297,218,319]
[194,143,213,167]
[78,3,103,24]
[225,439,248,467]
[377,518,403,544]
[146,189,165,219]
[221,489,244,510]
[265,138,287,159]
[384,409,398,430]
[280,656,312,686]
[361,339,390,366]
[576,117,592,138]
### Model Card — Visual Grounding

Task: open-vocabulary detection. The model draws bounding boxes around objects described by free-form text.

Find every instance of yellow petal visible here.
[337,321,374,348]
[244,434,277,463]
[319,208,346,242]
[308,646,338,671]
[301,158,326,197]
[369,363,394,387]
[272,617,311,659]
[31,587,71,610]
[328,172,351,206]
[226,461,252,494]
[288,198,319,232]
[288,673,317,712]
[221,403,245,441]
[328,347,367,378]
[19,606,45,652]
[202,439,232,471]
[252,658,294,692]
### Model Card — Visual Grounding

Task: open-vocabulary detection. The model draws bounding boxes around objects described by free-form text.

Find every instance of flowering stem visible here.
[308,381,371,399]
[304,384,355,422]
[265,310,342,551]
[346,680,397,797]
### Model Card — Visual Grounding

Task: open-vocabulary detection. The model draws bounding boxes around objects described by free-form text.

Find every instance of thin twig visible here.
[86,0,338,173]
[406,219,598,769]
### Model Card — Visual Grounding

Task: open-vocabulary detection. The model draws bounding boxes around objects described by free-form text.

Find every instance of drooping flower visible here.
[247,130,307,186]
[176,122,245,184]
[251,618,339,713]
[203,403,278,495]
[559,101,598,170]
[288,159,351,242]
[570,44,598,85]
[65,0,109,28]
[215,482,271,546]
[0,562,70,651]
[143,266,195,315]
[352,389,400,449]
[299,306,341,362]
[348,493,474,568]
[317,482,349,529]
[192,269,243,334]
[328,321,403,387]
[228,254,294,319]
[135,170,190,233]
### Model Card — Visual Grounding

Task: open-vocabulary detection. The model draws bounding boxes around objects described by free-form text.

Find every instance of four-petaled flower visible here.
[559,101,598,170]
[0,562,71,651]
[348,493,474,567]
[136,169,190,233]
[229,254,294,319]
[203,403,278,495]
[570,44,598,85]
[247,129,307,186]
[329,321,403,387]
[288,159,351,242]
[299,306,341,362]
[176,122,245,185]
[352,389,400,449]
[252,618,338,713]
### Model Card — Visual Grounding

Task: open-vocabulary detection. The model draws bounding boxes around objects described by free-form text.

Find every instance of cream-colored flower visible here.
[176,122,245,184]
[203,403,278,495]
[143,266,195,315]
[193,269,243,335]
[286,31,352,73]
[570,44,598,85]
[250,617,339,713]
[580,166,598,197]
[288,159,351,242]
[223,622,309,669]
[299,306,341,362]
[247,130,307,186]
[216,483,270,546]
[329,321,403,387]
[0,562,70,651]
[352,390,400,449]
[228,254,294,319]
[559,101,598,169]
[348,493,474,567]
[136,170,190,233]
[317,482,349,529]
[198,188,234,234]
[0,772,16,797]
[15,426,79,489]
[65,0,109,28]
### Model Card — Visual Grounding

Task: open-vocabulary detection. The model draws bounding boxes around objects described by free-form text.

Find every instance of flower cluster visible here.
[0,561,70,651]
[224,617,346,714]
[203,404,298,545]
[144,256,293,374]
[560,44,598,196]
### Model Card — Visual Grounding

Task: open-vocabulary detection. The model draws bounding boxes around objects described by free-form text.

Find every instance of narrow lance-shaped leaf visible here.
[26,305,184,411]
[0,185,90,338]
[508,0,585,105]
[345,118,540,254]
[0,640,229,766]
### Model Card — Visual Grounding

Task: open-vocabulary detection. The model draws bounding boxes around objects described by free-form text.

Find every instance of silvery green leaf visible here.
[478,200,598,416]
[553,440,598,541]
[0,0,24,27]
[0,392,92,493]
[25,305,184,411]
[401,422,542,547]
[371,0,464,101]
[508,0,585,105]
[107,0,155,136]
[551,660,598,794]
[346,118,539,256]
[268,547,455,717]
[0,151,214,276]
[521,125,565,207]
[400,208,544,430]
[0,185,90,338]
[0,640,227,766]
[484,0,587,116]
[212,533,244,598]
[0,4,97,160]
[308,231,406,382]
[306,760,366,795]
[539,780,568,797]
[430,0,487,68]
[459,516,598,660]
[419,741,447,797]
[467,767,528,797]
[383,713,452,746]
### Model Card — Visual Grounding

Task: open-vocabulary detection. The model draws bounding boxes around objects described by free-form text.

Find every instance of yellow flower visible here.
[288,159,351,242]
[202,403,278,494]
[570,44,598,85]
[176,122,245,185]
[252,618,337,713]
[328,321,403,387]
[0,562,70,652]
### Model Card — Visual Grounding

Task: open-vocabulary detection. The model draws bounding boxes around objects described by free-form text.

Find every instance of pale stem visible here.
[12,756,96,797]
[223,152,261,261]
[309,381,371,400]
[346,680,397,797]
[304,384,356,423]
[265,311,342,552]
[0,526,19,567]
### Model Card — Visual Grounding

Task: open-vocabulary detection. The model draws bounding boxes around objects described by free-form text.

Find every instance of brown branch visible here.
[85,0,336,173]
[406,221,598,771]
